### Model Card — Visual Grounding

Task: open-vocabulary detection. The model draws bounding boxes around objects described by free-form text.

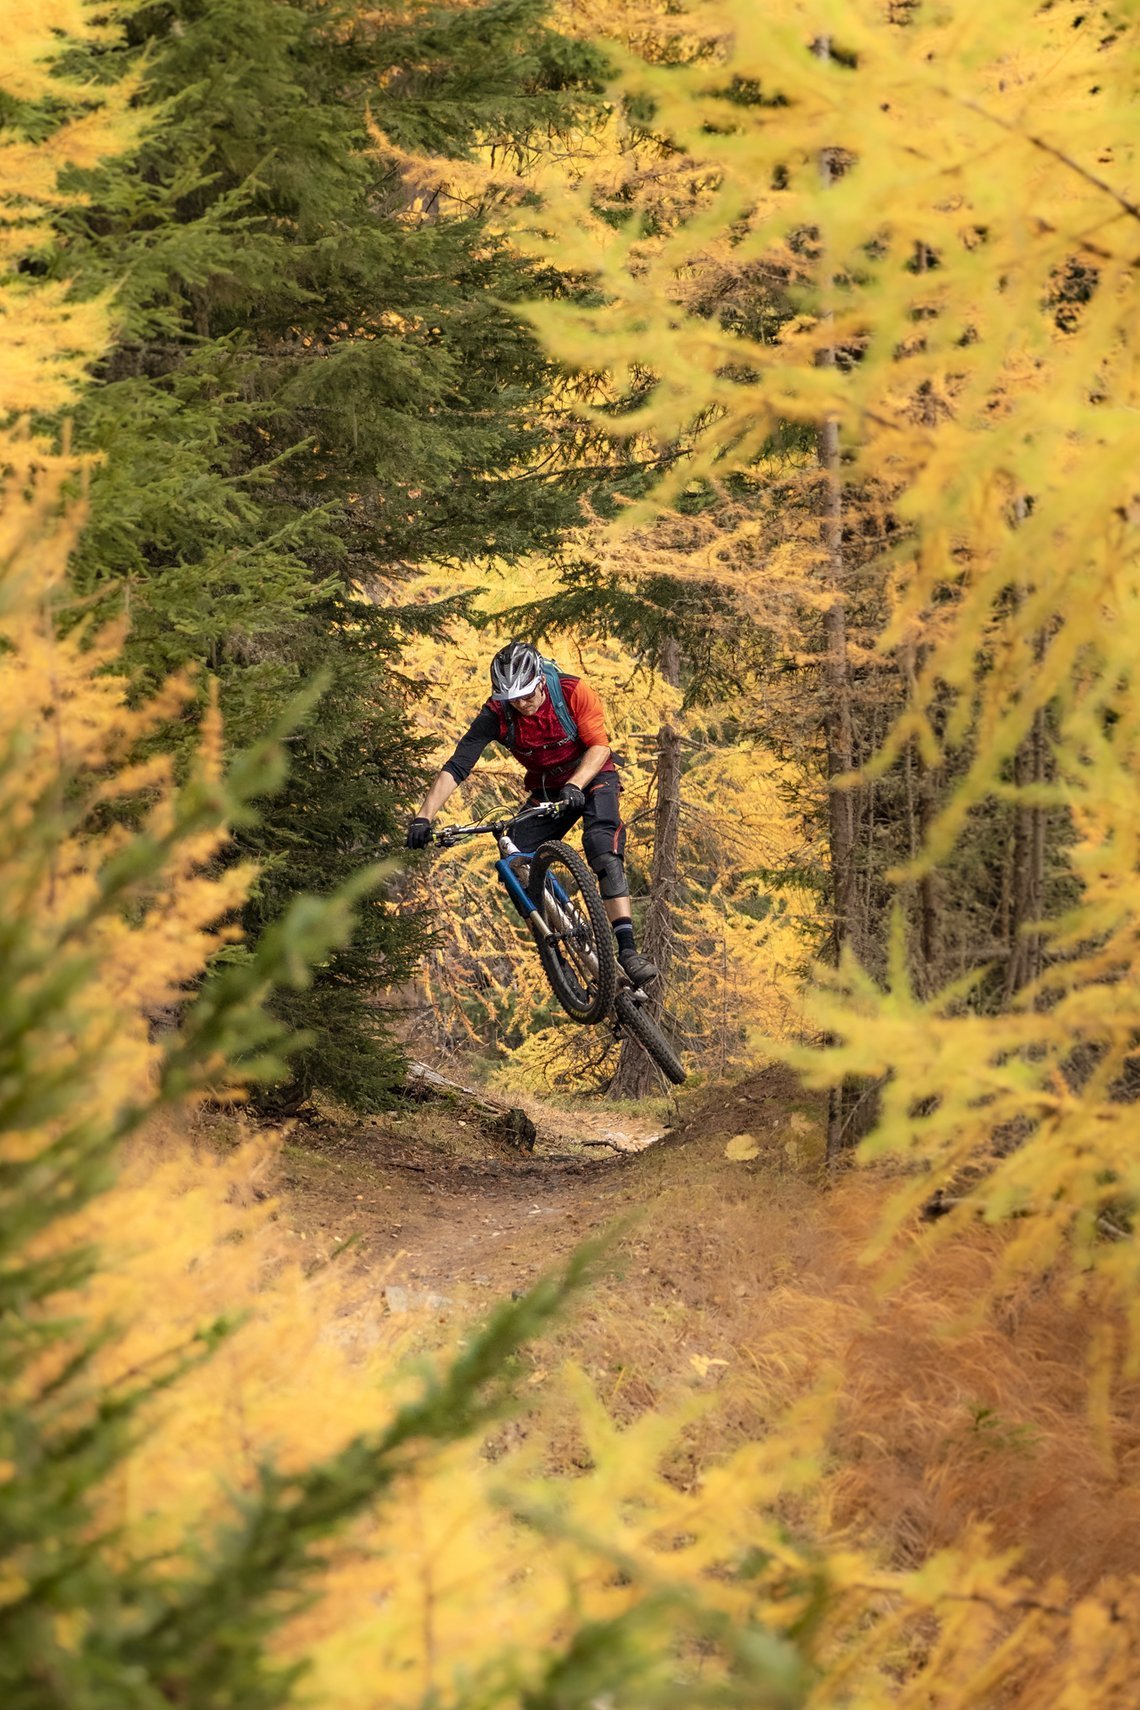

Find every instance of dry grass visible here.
[821,1186,1140,1594]
[511,1119,1140,1603]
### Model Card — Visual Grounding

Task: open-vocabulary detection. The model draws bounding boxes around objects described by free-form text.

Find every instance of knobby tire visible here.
[526,839,616,1025]
[614,989,687,1085]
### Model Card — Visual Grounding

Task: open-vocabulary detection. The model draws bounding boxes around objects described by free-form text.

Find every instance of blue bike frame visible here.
[495,848,536,918]
[496,848,575,922]
[434,804,601,982]
[497,821,600,984]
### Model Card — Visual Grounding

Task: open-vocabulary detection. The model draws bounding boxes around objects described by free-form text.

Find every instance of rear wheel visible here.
[526,840,616,1025]
[614,989,687,1085]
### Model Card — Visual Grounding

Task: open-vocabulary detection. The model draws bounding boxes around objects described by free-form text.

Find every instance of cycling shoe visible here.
[618,946,658,989]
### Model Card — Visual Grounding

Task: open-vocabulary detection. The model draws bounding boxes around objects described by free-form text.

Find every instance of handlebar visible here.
[433,801,562,848]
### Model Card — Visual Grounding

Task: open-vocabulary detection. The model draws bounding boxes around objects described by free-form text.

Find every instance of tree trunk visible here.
[819,415,856,965]
[404,1061,537,1151]
[911,246,939,997]
[611,641,682,1099]
[1002,500,1047,1002]
[902,680,938,997]
[917,747,938,987]
[815,35,865,1163]
[1003,702,1047,1000]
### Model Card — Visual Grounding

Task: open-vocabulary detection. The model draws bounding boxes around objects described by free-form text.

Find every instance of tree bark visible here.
[917,747,938,987]
[819,414,856,966]
[404,1062,537,1150]
[1002,498,1048,1002]
[815,35,865,1162]
[611,640,682,1099]
[902,667,939,998]
[1003,702,1047,999]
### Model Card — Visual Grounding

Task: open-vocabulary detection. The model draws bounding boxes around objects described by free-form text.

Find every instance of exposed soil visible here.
[655,1060,808,1150]
[276,1064,816,1313]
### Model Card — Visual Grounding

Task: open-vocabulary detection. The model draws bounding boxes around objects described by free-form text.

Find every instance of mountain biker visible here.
[406,640,658,988]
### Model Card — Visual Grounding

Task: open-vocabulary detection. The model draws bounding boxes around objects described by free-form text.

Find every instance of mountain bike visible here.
[431,804,686,1084]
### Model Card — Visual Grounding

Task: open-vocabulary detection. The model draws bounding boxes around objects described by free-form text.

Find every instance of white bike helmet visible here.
[490,640,543,700]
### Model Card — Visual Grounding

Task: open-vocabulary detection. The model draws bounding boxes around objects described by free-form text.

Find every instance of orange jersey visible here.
[443,673,616,794]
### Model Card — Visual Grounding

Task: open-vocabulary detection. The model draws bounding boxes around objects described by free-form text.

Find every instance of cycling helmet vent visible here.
[490,640,543,701]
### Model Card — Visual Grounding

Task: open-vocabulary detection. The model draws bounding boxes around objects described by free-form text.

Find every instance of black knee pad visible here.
[590,850,629,901]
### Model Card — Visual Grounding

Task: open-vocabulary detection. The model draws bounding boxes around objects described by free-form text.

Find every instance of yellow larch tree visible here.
[511,0,1140,1306]
[10,7,1140,1709]
[393,557,808,1088]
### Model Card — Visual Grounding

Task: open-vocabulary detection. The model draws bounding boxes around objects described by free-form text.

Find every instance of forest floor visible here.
[276,1062,817,1327]
[272,1061,1140,1599]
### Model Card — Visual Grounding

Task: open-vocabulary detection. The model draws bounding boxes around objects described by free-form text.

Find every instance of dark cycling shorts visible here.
[513,771,627,874]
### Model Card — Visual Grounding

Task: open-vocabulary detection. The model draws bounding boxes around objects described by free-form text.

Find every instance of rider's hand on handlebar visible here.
[557,782,586,814]
[405,816,433,850]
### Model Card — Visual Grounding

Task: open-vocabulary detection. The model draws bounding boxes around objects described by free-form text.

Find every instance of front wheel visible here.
[614,989,687,1085]
[526,840,616,1025]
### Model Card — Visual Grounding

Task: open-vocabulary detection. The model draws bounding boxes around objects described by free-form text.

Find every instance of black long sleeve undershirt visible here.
[441,705,500,784]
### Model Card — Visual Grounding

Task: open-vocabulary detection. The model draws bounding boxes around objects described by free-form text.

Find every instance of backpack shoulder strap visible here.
[542,660,578,741]
[491,698,511,748]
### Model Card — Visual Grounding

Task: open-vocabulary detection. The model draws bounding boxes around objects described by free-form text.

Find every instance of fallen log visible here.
[403,1061,537,1153]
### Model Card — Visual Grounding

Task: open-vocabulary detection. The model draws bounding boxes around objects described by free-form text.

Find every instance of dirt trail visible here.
[279,1101,657,1306]
[276,1068,813,1313]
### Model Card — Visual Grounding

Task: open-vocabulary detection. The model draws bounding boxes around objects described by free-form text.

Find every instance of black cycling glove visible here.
[557,783,586,814]
[405,816,433,850]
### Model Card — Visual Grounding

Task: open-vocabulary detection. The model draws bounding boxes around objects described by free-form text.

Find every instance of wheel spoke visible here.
[526,839,616,1025]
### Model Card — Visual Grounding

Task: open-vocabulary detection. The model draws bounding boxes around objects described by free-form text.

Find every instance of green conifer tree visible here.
[48,0,605,1108]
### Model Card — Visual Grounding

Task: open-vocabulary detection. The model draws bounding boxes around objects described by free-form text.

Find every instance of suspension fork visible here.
[495,840,555,942]
[496,852,542,925]
[496,848,600,977]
